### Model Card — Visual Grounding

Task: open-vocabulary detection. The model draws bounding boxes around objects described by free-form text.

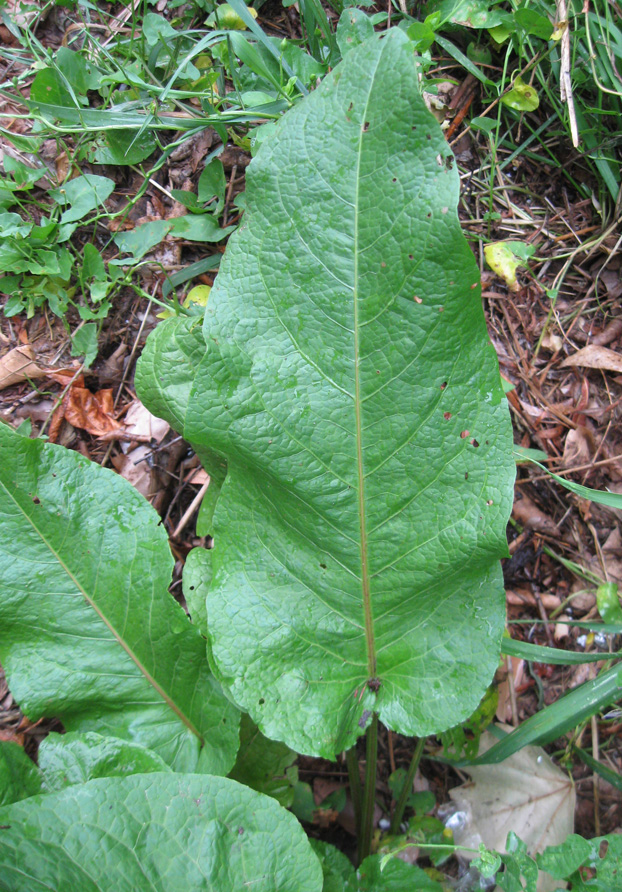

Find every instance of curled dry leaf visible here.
[561,345,622,374]
[63,379,126,440]
[512,493,560,537]
[562,425,597,469]
[0,346,47,391]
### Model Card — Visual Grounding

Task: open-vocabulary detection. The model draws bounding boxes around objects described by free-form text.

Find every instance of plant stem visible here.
[358,713,378,865]
[389,736,425,835]
[345,745,362,839]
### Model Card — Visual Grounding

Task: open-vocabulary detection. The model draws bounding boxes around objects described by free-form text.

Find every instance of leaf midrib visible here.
[353,49,384,680]
[0,475,204,745]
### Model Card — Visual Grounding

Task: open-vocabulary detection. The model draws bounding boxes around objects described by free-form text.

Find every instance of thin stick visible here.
[172,480,209,539]
[345,746,362,840]
[390,736,425,835]
[358,714,378,865]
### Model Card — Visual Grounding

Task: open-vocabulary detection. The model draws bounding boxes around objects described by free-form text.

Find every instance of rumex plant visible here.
[0,28,522,889]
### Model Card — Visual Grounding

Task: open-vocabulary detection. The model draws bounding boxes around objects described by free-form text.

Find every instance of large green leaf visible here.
[0,423,239,774]
[142,29,515,758]
[38,731,172,791]
[0,774,323,891]
[0,742,41,806]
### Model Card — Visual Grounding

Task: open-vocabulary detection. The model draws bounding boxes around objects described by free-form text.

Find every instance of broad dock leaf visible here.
[0,423,239,774]
[144,29,515,757]
[0,774,323,892]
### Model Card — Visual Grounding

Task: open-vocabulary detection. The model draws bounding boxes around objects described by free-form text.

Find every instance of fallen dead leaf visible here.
[449,727,575,892]
[112,446,158,499]
[64,382,126,440]
[562,425,597,469]
[121,400,169,447]
[0,345,47,390]
[512,494,560,537]
[562,345,622,374]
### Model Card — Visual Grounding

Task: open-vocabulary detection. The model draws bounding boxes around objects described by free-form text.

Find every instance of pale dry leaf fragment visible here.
[112,446,158,499]
[561,345,622,374]
[562,425,597,469]
[0,346,47,391]
[449,727,575,892]
[121,400,170,449]
[512,494,560,537]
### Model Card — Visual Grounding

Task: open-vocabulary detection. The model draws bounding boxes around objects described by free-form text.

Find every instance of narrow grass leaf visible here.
[465,663,622,764]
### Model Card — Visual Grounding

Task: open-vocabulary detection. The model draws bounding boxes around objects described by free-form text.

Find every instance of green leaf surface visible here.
[310,840,354,891]
[48,174,115,224]
[166,29,515,758]
[348,855,444,890]
[0,423,239,774]
[229,713,297,806]
[183,546,211,633]
[38,731,171,792]
[0,742,41,806]
[0,774,323,892]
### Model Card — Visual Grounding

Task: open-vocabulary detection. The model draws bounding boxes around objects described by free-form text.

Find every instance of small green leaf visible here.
[91,128,157,165]
[597,582,622,624]
[30,68,74,107]
[351,855,444,891]
[198,157,226,208]
[56,47,102,95]
[169,214,234,242]
[513,9,553,41]
[0,774,323,892]
[49,174,115,225]
[337,9,375,57]
[501,76,540,112]
[183,546,211,634]
[310,840,355,891]
[0,742,41,806]
[38,732,171,792]
[113,220,170,260]
[71,322,99,368]
[0,212,32,238]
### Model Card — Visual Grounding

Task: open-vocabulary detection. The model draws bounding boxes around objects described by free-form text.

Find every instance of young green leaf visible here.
[0,774,323,892]
[143,30,515,758]
[0,423,239,774]
[48,174,115,225]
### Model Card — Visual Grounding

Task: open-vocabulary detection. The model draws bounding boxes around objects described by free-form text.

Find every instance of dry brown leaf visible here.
[112,446,157,499]
[122,400,169,446]
[450,727,575,892]
[562,345,622,374]
[512,494,560,537]
[0,729,25,745]
[0,345,47,390]
[64,385,125,439]
[562,425,597,469]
